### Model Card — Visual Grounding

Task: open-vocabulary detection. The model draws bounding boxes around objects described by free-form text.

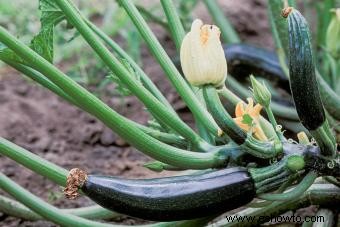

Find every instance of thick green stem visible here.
[204,86,280,158]
[249,159,287,183]
[267,0,289,72]
[0,137,68,186]
[4,62,188,148]
[203,85,246,144]
[159,0,214,143]
[0,26,225,169]
[135,5,168,29]
[242,136,282,159]
[0,195,120,221]
[85,20,176,115]
[258,171,318,201]
[203,0,240,44]
[264,106,285,141]
[117,0,221,136]
[160,0,185,50]
[0,172,121,227]
[310,121,337,158]
[4,61,80,106]
[317,71,340,121]
[53,0,206,147]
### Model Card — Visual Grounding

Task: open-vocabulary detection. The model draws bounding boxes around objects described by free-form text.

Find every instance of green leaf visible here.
[31,0,66,62]
[108,58,142,96]
[242,114,253,127]
[0,0,65,64]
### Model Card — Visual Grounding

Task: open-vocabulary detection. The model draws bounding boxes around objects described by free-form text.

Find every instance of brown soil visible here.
[0,1,297,226]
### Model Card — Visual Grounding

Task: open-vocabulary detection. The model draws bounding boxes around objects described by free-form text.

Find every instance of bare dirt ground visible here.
[0,1,293,226]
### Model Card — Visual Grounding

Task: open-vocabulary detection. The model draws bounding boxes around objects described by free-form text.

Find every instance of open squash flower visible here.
[234,98,268,141]
[180,19,227,88]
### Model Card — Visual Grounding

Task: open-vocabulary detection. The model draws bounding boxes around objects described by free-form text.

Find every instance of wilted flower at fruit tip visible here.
[250,75,271,107]
[180,19,227,88]
[233,98,268,141]
[326,9,340,57]
[297,131,310,145]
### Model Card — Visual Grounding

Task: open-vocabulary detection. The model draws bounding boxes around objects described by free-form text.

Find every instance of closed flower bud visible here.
[250,75,271,107]
[180,19,227,88]
[287,155,305,172]
[326,9,340,57]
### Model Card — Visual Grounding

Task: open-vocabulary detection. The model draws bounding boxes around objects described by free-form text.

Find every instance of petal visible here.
[245,98,254,112]
[254,125,268,141]
[235,101,246,117]
[234,117,250,131]
[250,104,263,117]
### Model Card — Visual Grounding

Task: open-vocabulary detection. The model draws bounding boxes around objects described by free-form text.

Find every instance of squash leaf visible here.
[0,0,65,64]
[31,0,66,62]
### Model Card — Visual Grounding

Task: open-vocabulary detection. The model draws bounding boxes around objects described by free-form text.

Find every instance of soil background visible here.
[0,0,316,226]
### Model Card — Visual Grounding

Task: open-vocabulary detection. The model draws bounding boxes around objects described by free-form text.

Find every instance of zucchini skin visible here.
[81,167,255,221]
[288,10,325,130]
[224,43,290,92]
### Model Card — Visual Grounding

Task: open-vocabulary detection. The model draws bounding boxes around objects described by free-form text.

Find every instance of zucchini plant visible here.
[0,0,339,226]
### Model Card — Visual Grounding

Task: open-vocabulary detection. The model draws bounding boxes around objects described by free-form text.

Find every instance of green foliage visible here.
[32,0,65,62]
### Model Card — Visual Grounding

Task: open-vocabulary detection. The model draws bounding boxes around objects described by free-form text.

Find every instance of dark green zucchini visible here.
[81,167,255,221]
[224,43,290,92]
[286,8,336,157]
[286,9,325,130]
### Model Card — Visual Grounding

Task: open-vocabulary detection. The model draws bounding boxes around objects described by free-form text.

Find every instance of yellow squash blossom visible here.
[234,98,268,141]
[180,19,227,87]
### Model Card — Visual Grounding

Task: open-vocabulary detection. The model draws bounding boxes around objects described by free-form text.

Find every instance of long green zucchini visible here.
[286,8,325,130]
[70,168,255,221]
[285,7,336,157]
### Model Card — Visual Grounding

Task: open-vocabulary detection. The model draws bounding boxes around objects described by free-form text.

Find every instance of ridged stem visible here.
[0,195,120,221]
[0,172,121,227]
[203,85,246,144]
[0,137,68,186]
[3,62,188,149]
[53,0,206,147]
[117,0,221,136]
[203,0,240,43]
[85,20,176,116]
[160,0,185,50]
[0,25,225,168]
[317,71,340,121]
[310,121,337,158]
[159,0,215,143]
[249,158,288,183]
[258,171,317,201]
[204,86,280,158]
[264,106,285,141]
